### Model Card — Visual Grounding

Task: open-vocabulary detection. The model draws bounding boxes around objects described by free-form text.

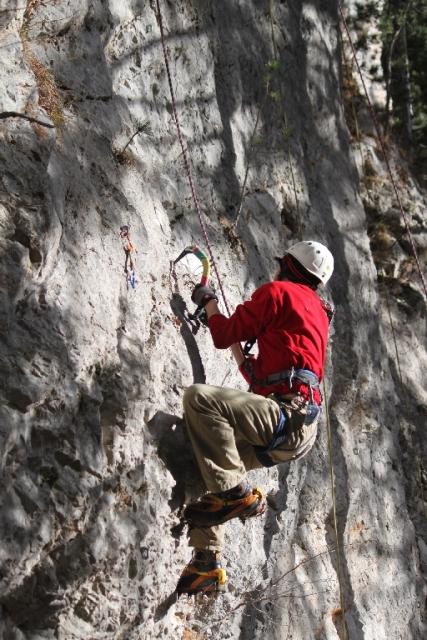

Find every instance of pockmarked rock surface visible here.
[0,1,425,639]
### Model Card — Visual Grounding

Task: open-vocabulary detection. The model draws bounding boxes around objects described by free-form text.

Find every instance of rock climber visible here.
[119,224,138,289]
[119,224,136,274]
[176,240,334,595]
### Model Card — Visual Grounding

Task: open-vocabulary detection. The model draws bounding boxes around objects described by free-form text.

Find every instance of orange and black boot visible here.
[183,482,265,528]
[176,550,226,595]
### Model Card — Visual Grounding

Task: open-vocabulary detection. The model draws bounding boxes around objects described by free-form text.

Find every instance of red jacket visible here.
[208,280,330,403]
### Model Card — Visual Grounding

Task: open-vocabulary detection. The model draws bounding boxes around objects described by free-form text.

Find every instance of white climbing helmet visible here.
[286,241,334,285]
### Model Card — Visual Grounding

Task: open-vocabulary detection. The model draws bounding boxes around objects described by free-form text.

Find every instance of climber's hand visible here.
[191,283,218,307]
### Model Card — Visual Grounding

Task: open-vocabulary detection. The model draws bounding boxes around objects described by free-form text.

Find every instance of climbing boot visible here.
[176,550,226,595]
[183,483,266,528]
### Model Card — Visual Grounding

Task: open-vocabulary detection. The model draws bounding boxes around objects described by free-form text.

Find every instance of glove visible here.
[191,283,218,307]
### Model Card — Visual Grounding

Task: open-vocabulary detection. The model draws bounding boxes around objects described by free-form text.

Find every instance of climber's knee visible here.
[183,384,206,411]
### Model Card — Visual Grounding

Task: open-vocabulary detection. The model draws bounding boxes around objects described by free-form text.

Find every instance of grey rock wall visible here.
[0,1,425,639]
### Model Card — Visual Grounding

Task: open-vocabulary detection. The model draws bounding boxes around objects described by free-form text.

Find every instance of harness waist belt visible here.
[261,367,319,388]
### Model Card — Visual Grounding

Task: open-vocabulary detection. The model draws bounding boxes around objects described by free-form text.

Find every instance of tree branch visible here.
[0,111,54,128]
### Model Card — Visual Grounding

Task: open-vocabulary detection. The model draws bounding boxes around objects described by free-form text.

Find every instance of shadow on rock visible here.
[147,411,205,516]
[154,591,179,622]
[170,293,206,384]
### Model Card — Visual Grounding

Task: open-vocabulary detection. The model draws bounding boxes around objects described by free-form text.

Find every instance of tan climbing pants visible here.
[183,384,320,551]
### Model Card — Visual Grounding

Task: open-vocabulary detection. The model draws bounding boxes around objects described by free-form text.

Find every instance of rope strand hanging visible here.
[339,28,407,391]
[234,1,301,236]
[155,0,231,316]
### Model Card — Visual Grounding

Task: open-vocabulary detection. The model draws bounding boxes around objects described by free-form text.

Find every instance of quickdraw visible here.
[174,245,212,334]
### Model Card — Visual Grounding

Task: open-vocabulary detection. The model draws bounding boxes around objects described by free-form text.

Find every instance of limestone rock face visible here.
[0,1,425,639]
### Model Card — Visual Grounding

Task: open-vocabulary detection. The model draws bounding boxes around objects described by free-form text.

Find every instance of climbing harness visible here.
[243,361,321,402]
[257,367,319,391]
[254,410,287,467]
[174,245,212,334]
[254,396,321,468]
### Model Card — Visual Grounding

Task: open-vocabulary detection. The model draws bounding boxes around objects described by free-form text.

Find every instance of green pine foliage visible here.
[380,0,427,161]
[352,0,427,169]
[405,2,427,149]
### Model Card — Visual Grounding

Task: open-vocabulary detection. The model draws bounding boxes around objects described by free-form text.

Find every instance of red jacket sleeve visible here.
[208,283,278,349]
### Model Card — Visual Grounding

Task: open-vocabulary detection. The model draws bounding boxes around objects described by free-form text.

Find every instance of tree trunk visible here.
[391,18,413,148]
[384,0,414,149]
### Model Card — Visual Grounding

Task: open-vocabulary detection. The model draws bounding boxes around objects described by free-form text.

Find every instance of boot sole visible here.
[239,499,266,522]
[177,579,227,597]
[186,496,266,528]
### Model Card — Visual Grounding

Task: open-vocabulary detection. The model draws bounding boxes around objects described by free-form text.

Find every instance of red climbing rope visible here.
[155,0,232,316]
[338,2,427,300]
